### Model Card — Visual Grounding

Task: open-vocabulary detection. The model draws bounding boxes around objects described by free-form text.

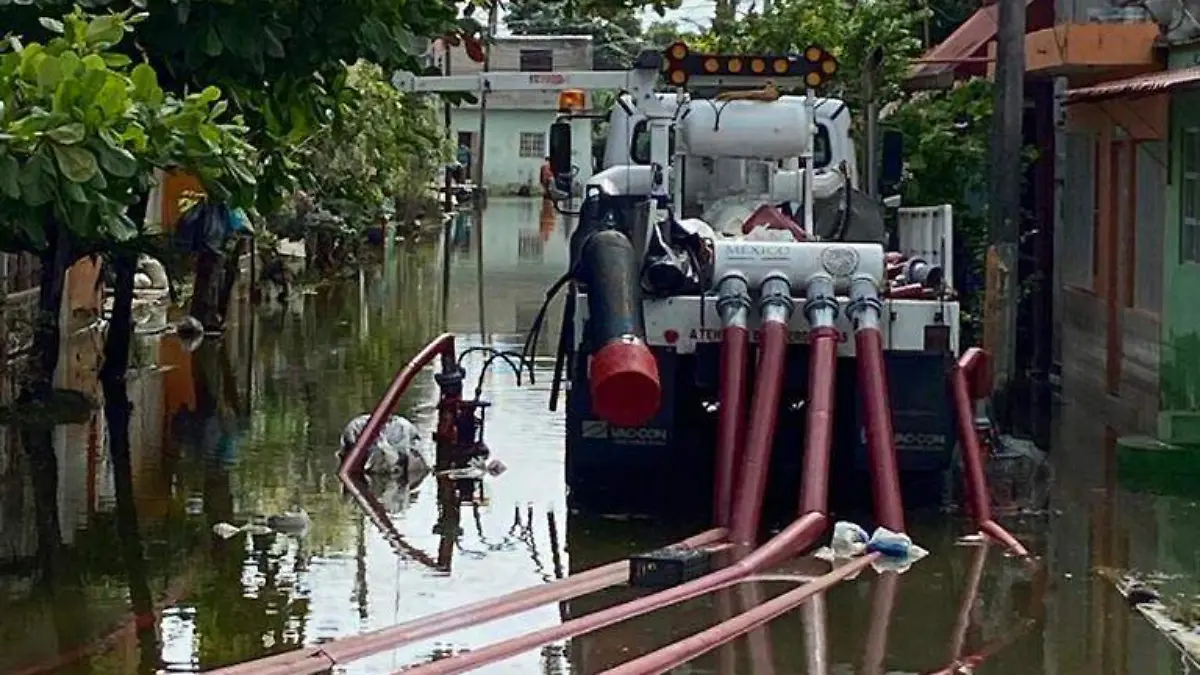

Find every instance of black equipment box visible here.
[629,545,712,588]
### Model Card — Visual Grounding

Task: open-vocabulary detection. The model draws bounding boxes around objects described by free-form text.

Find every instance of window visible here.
[630,120,831,168]
[1181,126,1200,263]
[519,49,553,72]
[519,132,546,158]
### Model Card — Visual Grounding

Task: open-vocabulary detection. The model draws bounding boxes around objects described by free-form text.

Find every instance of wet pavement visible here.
[0,197,1197,674]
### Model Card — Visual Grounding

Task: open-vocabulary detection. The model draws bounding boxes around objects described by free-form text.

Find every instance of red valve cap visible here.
[589,338,661,428]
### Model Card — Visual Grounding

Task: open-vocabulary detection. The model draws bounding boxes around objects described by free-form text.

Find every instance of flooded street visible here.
[0,198,1197,674]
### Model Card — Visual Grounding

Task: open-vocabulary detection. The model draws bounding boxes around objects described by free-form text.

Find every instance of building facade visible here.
[428,36,596,195]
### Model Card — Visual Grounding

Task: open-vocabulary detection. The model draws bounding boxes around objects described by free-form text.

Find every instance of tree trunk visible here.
[25,220,71,403]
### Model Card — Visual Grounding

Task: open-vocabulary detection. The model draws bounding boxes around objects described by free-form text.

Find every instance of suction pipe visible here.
[714,274,752,527]
[951,348,1029,557]
[846,274,905,533]
[729,274,795,547]
[799,273,838,522]
[580,229,662,428]
[394,512,829,675]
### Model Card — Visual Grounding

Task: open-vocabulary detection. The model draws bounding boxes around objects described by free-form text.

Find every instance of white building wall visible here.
[452,109,593,194]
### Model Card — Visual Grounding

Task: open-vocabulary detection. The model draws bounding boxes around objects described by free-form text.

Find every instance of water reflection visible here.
[0,198,1197,673]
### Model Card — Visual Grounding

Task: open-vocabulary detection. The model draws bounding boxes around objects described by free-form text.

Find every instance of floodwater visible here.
[0,197,1197,674]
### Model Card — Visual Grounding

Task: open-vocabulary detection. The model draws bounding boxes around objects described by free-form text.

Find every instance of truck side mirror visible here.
[880,129,903,194]
[549,121,572,190]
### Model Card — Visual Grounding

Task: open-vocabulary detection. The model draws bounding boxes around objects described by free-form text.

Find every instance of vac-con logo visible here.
[581,420,669,446]
[859,427,947,450]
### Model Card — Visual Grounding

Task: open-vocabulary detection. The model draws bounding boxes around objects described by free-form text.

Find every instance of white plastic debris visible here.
[867,527,929,574]
[812,521,928,575]
[832,521,869,558]
[440,456,508,481]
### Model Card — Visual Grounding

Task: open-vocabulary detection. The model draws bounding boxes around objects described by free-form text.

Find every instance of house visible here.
[427,35,596,195]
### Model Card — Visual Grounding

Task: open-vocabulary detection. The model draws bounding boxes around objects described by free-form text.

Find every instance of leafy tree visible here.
[4,0,465,213]
[886,80,992,335]
[643,20,693,50]
[693,0,928,109]
[0,7,253,399]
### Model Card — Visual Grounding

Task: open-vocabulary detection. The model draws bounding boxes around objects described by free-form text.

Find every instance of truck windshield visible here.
[630,119,832,168]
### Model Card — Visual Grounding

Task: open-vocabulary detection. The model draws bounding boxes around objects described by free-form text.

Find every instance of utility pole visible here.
[442,40,453,214]
[986,0,1025,420]
[473,1,500,196]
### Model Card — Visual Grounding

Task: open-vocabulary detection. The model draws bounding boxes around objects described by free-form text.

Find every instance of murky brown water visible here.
[0,197,1196,674]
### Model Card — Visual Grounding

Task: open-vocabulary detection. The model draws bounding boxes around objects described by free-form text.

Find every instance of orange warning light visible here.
[704,58,720,73]
[751,58,765,73]
[805,46,823,62]
[806,72,821,87]
[669,42,689,61]
[557,89,586,112]
[728,57,743,72]
[772,58,788,74]
[669,69,687,85]
[822,59,837,74]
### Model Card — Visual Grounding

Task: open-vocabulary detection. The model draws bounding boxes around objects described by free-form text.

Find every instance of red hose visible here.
[861,572,899,675]
[800,326,838,515]
[596,554,880,675]
[729,320,789,546]
[338,333,457,479]
[393,513,826,675]
[715,326,750,527]
[214,529,727,675]
[855,327,905,533]
[950,354,1029,558]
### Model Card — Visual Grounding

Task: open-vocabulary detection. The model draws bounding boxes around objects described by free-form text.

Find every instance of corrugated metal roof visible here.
[1063,66,1200,104]
[905,5,1001,82]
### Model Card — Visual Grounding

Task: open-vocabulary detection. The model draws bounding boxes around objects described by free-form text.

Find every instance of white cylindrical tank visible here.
[680,99,811,160]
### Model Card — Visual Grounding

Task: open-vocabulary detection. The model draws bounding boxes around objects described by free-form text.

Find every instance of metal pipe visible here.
[595,554,880,675]
[714,274,752,527]
[393,513,826,675]
[339,333,457,479]
[213,529,727,675]
[730,275,794,546]
[846,276,905,532]
[951,349,1029,557]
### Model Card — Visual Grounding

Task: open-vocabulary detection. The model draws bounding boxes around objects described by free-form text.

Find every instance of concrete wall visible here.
[451,109,593,194]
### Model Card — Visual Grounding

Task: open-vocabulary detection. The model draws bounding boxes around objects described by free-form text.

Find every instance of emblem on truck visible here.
[820,246,860,277]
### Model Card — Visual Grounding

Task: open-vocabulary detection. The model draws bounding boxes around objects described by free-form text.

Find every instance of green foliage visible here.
[692,0,928,108]
[0,7,253,257]
[1,0,463,214]
[887,79,993,333]
[299,61,449,235]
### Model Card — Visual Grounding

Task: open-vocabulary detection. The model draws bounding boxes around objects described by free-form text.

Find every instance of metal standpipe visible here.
[729,274,795,547]
[714,273,752,528]
[845,275,906,533]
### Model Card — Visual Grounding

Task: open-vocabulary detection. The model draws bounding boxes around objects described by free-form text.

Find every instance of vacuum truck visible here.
[393,41,969,519]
